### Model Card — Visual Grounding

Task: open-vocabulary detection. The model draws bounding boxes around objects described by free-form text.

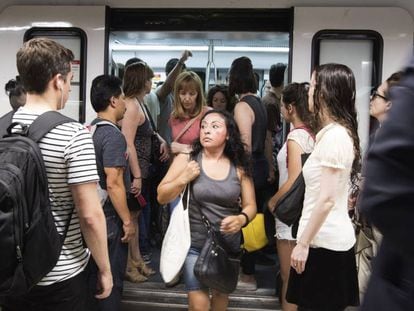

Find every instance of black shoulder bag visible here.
[193,205,242,293]
[274,153,310,237]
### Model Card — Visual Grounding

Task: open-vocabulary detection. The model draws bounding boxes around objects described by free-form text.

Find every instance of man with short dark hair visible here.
[263,63,286,183]
[88,75,135,311]
[0,37,112,311]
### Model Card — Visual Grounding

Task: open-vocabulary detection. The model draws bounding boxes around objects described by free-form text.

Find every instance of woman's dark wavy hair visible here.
[191,109,252,176]
[282,82,314,131]
[313,63,361,190]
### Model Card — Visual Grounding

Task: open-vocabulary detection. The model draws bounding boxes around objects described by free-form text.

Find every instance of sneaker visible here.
[237,274,257,291]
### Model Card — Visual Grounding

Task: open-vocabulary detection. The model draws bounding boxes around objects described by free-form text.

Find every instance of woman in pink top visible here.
[169,71,210,154]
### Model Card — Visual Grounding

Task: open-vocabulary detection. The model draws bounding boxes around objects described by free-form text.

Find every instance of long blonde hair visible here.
[172,71,206,119]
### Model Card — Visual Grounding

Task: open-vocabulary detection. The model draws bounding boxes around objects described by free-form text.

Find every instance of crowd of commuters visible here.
[1,36,412,311]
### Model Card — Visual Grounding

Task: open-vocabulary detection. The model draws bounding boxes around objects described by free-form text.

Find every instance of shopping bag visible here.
[242,213,268,252]
[160,186,191,283]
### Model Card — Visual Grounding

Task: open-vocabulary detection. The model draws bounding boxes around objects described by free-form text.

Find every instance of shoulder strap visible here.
[290,126,315,141]
[28,111,75,142]
[139,101,158,132]
[90,120,121,136]
[286,126,315,168]
[0,111,16,138]
[174,115,199,142]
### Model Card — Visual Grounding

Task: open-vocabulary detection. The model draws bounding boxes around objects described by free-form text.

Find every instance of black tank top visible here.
[242,95,267,155]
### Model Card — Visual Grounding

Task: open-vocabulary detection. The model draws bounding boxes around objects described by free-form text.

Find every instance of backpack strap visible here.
[0,111,15,138]
[26,111,76,242]
[27,111,75,142]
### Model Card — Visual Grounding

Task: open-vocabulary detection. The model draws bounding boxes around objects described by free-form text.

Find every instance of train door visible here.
[108,8,293,310]
[292,6,413,152]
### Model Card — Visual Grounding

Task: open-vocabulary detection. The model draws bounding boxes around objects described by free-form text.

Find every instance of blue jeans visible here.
[87,201,128,311]
[183,248,208,292]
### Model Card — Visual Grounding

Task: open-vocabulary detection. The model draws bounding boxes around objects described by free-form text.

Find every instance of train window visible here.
[107,9,292,96]
[24,27,88,123]
[311,30,383,152]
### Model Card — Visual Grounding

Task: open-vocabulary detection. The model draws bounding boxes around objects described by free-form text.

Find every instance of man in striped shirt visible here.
[1,38,112,311]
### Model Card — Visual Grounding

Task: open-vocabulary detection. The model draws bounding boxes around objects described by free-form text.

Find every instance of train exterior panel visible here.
[0,2,413,125]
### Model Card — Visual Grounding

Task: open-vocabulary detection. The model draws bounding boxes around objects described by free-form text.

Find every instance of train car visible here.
[0,1,413,310]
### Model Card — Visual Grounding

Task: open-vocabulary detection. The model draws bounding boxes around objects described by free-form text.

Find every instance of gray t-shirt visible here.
[91,119,130,191]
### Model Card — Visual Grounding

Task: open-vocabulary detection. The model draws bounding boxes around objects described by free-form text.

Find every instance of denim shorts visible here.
[183,247,208,292]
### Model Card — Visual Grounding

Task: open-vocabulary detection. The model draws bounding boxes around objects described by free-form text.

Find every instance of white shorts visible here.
[275,217,295,241]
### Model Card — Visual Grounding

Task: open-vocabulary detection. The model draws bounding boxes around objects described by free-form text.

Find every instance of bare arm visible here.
[104,167,135,243]
[290,167,341,274]
[220,169,257,233]
[122,99,144,194]
[157,153,200,204]
[234,101,254,152]
[156,50,192,102]
[70,182,112,299]
[170,141,192,155]
[268,140,304,212]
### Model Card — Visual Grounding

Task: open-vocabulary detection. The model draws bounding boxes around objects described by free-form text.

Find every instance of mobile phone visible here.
[136,194,147,208]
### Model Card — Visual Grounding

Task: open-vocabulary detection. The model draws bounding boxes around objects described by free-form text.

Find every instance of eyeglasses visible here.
[370,90,388,101]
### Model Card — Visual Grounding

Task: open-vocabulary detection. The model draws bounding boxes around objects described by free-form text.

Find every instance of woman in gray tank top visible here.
[158,110,256,311]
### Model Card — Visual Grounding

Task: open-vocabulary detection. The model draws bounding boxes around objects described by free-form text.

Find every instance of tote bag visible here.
[160,186,191,283]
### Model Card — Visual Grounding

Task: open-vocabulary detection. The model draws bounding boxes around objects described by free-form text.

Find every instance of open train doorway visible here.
[107,8,293,310]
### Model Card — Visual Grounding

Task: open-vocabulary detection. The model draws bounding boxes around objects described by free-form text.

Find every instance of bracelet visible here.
[133,176,142,180]
[240,212,249,228]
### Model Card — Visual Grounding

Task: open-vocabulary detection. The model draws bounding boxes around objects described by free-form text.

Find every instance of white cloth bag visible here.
[160,186,191,283]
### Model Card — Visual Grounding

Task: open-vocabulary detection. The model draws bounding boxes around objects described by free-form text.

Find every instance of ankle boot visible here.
[136,260,156,277]
[125,266,148,283]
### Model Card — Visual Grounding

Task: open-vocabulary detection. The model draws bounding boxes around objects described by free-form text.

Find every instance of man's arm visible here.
[156,50,192,102]
[104,167,135,242]
[70,182,113,299]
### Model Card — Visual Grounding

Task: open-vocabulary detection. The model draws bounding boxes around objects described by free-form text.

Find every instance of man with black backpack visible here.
[0,38,112,310]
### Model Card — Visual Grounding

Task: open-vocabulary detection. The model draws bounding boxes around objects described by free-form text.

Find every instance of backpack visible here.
[0,110,75,296]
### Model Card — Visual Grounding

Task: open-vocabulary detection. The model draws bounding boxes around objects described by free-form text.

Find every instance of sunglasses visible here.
[370,90,388,101]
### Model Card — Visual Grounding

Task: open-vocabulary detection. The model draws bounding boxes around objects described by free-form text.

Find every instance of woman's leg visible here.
[210,289,229,311]
[277,239,297,311]
[126,210,147,283]
[129,210,141,262]
[187,290,210,311]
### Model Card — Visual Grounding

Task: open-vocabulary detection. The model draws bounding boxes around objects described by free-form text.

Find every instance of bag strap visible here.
[286,125,315,168]
[30,111,76,242]
[173,115,198,143]
[0,111,16,138]
[89,119,121,137]
[28,111,75,142]
[139,100,158,132]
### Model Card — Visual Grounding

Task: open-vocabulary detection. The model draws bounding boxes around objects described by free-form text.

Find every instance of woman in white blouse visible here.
[286,64,361,311]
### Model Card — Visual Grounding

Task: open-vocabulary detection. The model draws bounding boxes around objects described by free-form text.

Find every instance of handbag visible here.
[274,153,310,230]
[194,215,242,294]
[242,213,268,252]
[159,185,191,284]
